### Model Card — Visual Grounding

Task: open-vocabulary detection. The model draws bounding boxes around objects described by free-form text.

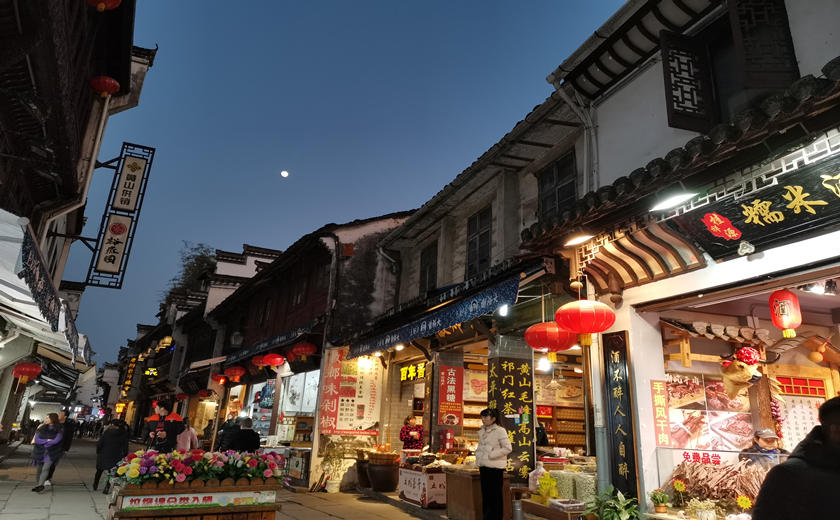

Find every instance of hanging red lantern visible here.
[554,299,616,346]
[86,0,122,12]
[524,322,577,352]
[89,75,120,98]
[263,353,285,367]
[223,366,246,383]
[252,355,267,367]
[175,393,189,402]
[292,342,317,361]
[13,362,41,384]
[210,373,227,385]
[769,289,802,338]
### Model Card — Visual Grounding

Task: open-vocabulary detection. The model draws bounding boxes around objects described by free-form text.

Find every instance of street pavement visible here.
[0,438,424,520]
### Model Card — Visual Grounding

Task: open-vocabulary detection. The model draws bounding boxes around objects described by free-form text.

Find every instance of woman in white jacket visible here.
[476,408,512,520]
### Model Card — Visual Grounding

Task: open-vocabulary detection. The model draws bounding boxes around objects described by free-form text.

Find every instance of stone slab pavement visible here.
[0,438,426,520]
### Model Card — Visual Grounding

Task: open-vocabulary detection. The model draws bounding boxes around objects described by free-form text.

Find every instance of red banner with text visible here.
[438,365,464,426]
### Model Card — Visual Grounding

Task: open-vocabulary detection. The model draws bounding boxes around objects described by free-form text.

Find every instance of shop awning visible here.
[188,356,227,370]
[224,315,323,365]
[348,274,521,359]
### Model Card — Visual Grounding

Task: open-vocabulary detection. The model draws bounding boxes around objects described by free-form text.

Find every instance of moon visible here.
[280,170,290,178]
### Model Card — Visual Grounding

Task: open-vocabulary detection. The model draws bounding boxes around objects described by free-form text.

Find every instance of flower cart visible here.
[106,449,285,520]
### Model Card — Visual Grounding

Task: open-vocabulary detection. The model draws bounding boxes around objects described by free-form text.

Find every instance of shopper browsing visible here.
[31,413,64,493]
[475,408,512,520]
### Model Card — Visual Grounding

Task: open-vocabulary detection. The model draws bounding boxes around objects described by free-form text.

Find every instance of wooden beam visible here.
[516,139,553,149]
[542,118,581,128]
[680,336,691,367]
[500,153,535,163]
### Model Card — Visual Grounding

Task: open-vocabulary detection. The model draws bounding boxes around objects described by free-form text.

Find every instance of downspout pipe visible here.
[37,94,111,246]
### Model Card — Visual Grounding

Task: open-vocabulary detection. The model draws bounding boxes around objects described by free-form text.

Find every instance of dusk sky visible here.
[64,1,624,364]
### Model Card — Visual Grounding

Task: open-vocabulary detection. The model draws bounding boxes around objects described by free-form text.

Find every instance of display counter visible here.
[444,466,511,520]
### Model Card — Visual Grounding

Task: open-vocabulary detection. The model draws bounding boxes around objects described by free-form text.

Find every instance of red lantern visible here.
[524,322,577,352]
[292,342,317,361]
[223,366,246,383]
[263,353,285,367]
[13,362,41,384]
[554,299,616,346]
[210,373,227,385]
[769,289,802,338]
[252,355,266,367]
[175,393,188,402]
[86,0,121,11]
[89,75,120,98]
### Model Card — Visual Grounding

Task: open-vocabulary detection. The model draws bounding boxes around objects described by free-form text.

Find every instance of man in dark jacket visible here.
[216,413,240,451]
[148,400,184,453]
[44,410,75,486]
[738,428,789,470]
[229,417,261,452]
[752,396,840,519]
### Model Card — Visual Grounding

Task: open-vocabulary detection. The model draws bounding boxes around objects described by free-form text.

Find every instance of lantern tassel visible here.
[783,329,796,339]
[578,333,592,347]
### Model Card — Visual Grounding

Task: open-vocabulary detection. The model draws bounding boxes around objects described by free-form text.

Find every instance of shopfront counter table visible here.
[444,467,511,520]
[398,466,446,508]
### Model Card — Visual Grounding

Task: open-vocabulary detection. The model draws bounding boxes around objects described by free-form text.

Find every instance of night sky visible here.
[63,1,624,364]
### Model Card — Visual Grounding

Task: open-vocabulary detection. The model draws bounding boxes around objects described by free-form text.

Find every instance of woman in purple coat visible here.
[31,413,63,492]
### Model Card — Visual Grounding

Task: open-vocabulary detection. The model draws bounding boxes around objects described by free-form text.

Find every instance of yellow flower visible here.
[736,495,753,510]
[128,467,140,479]
[117,466,128,475]
[673,479,686,493]
[135,450,145,456]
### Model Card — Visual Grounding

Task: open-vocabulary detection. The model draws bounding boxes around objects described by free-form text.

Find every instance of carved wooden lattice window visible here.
[661,30,718,133]
[729,0,799,88]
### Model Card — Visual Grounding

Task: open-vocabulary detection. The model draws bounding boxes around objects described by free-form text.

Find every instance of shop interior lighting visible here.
[567,344,581,351]
[573,367,583,374]
[537,356,552,372]
[800,283,825,295]
[650,182,697,212]
[824,279,837,296]
[373,351,382,357]
[498,304,509,317]
[394,343,405,351]
[564,230,593,247]
[238,410,248,417]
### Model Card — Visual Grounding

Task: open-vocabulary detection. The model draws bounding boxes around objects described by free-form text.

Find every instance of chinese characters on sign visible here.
[119,491,276,511]
[318,348,382,436]
[438,366,463,426]
[144,367,158,377]
[120,357,138,396]
[673,155,840,260]
[680,450,722,465]
[111,156,147,212]
[400,361,427,382]
[602,331,638,498]
[398,468,447,507]
[488,356,535,482]
[94,214,132,274]
[650,380,671,447]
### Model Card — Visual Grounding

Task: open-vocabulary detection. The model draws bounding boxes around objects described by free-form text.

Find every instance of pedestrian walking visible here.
[147,400,184,453]
[95,420,129,493]
[31,413,63,493]
[176,417,199,452]
[44,409,75,486]
[475,408,512,520]
[752,396,840,519]
[229,417,261,452]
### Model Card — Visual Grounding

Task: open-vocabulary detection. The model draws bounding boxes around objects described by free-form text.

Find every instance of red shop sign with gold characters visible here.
[438,365,463,426]
[671,154,840,260]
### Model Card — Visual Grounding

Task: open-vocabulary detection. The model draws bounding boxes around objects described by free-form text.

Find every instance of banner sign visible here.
[651,380,671,447]
[671,154,840,260]
[85,142,154,289]
[119,490,276,511]
[438,365,463,426]
[488,354,535,482]
[603,331,638,498]
[349,276,520,358]
[400,361,427,382]
[319,347,382,436]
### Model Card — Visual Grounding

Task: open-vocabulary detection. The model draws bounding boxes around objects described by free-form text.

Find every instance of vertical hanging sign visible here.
[437,365,463,426]
[603,331,638,498]
[488,354,535,482]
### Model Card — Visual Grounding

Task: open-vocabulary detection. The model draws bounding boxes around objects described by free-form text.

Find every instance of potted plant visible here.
[318,448,346,493]
[584,485,639,520]
[672,478,687,507]
[685,497,717,520]
[648,488,670,513]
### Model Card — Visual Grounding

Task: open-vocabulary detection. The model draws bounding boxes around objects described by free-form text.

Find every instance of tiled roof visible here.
[521,56,840,249]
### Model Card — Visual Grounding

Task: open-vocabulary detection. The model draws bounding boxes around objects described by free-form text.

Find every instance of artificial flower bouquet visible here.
[110,449,286,486]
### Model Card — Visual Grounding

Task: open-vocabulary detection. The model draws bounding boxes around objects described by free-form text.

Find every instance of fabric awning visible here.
[348,274,520,359]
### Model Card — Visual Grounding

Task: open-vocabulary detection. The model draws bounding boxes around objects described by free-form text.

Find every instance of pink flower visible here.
[247,459,259,468]
[214,461,224,468]
[175,473,186,482]
[264,469,273,478]
[268,462,277,470]
[184,466,193,475]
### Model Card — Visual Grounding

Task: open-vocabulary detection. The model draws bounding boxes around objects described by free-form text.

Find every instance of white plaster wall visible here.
[205,285,237,314]
[29,402,62,421]
[594,62,699,188]
[519,171,539,231]
[215,259,256,278]
[785,0,840,78]
[74,366,98,407]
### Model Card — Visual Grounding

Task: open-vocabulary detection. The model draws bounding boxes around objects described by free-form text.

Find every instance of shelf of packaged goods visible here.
[537,415,553,419]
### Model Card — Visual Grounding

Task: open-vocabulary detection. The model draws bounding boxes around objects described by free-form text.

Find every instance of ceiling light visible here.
[394,344,405,351]
[564,231,593,247]
[650,192,697,212]
[373,351,382,357]
[568,345,581,351]
[573,367,583,374]
[537,356,552,372]
[498,304,509,317]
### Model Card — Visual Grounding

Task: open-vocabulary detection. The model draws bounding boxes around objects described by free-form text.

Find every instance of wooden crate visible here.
[107,478,282,520]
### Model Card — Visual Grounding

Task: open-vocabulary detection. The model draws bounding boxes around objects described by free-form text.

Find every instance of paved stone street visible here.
[0,439,423,520]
